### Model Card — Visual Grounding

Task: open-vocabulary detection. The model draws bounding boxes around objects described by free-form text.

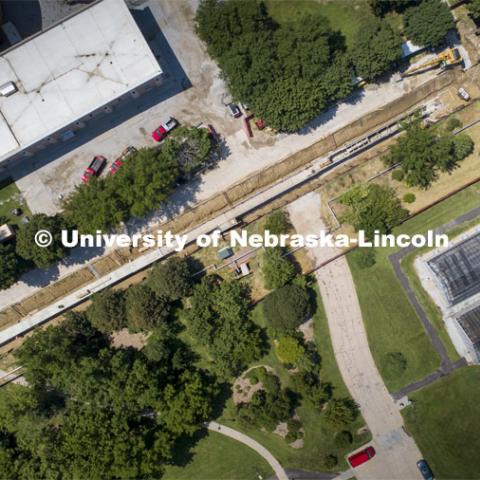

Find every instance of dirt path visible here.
[287,193,423,480]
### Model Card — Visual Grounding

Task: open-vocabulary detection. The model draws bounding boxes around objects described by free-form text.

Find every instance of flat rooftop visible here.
[0,0,161,162]
[428,232,480,305]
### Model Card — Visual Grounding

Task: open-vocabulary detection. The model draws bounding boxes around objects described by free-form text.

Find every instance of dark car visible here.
[227,103,242,118]
[417,460,434,480]
[82,155,107,184]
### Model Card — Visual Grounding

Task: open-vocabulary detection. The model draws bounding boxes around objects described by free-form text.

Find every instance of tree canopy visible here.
[262,284,311,333]
[15,214,69,269]
[184,277,262,378]
[404,0,454,48]
[1,312,217,478]
[125,284,171,332]
[384,121,474,188]
[195,0,354,132]
[148,257,193,301]
[468,0,480,20]
[0,243,22,289]
[262,247,295,290]
[350,18,402,81]
[86,288,127,333]
[340,184,408,238]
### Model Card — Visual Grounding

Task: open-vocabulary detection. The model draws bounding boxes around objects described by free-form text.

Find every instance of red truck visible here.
[348,446,376,468]
[152,117,178,142]
[109,146,137,175]
[82,156,107,184]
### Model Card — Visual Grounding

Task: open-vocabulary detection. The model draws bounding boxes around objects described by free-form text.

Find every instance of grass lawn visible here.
[0,178,31,226]
[347,183,480,391]
[402,366,480,479]
[220,285,370,472]
[162,430,273,480]
[264,0,375,48]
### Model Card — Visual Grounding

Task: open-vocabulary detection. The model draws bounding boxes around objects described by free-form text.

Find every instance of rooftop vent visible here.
[0,81,18,97]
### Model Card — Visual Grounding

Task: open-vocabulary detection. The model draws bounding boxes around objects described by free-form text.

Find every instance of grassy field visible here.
[347,182,480,391]
[264,0,374,48]
[402,366,480,479]
[220,285,370,472]
[162,430,273,480]
[0,178,31,226]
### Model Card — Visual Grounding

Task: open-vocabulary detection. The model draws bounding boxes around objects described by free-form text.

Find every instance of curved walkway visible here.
[207,421,288,480]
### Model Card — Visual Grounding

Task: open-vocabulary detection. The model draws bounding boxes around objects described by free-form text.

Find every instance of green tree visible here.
[262,247,295,290]
[86,288,126,333]
[403,193,416,204]
[185,278,262,378]
[264,210,292,235]
[404,0,454,48]
[324,398,359,425]
[351,248,376,269]
[148,257,192,301]
[383,351,407,378]
[125,284,170,331]
[340,184,408,238]
[334,430,353,447]
[263,284,310,333]
[369,0,419,16]
[453,134,474,161]
[0,243,21,289]
[468,0,480,19]
[171,126,214,176]
[15,214,68,269]
[385,122,474,185]
[351,18,402,81]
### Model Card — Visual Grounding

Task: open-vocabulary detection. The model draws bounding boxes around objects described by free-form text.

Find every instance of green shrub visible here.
[264,210,292,235]
[392,169,405,182]
[403,193,416,204]
[351,249,376,269]
[334,430,353,447]
[446,117,463,132]
[383,351,407,378]
[322,454,338,468]
[275,336,305,365]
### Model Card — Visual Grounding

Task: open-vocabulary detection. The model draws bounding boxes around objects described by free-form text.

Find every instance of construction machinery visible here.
[401,48,462,77]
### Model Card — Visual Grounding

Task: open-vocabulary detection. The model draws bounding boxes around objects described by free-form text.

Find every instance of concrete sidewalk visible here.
[207,421,288,480]
[287,193,423,480]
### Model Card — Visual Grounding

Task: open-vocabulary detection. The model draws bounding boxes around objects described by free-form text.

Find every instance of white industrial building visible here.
[0,0,163,167]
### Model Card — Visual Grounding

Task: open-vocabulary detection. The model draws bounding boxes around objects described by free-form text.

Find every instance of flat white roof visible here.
[0,0,161,162]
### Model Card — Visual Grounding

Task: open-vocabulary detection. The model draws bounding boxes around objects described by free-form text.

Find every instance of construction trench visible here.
[0,67,476,352]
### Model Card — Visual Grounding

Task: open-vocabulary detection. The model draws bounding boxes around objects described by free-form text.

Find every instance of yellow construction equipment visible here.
[401,48,462,77]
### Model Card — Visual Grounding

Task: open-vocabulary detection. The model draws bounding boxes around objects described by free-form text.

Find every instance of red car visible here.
[109,146,137,175]
[152,117,177,141]
[82,156,107,184]
[348,446,376,468]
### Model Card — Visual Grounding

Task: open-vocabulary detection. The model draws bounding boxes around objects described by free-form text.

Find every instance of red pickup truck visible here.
[109,146,137,175]
[152,117,178,142]
[348,446,376,468]
[82,156,107,184]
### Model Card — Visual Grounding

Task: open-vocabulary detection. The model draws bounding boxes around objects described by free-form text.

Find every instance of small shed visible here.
[218,246,234,260]
[0,224,15,243]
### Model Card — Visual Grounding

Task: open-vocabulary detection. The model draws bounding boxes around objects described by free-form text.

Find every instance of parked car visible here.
[152,117,178,141]
[109,146,137,174]
[416,460,434,480]
[227,103,242,118]
[82,155,107,183]
[348,446,376,468]
[458,87,470,101]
